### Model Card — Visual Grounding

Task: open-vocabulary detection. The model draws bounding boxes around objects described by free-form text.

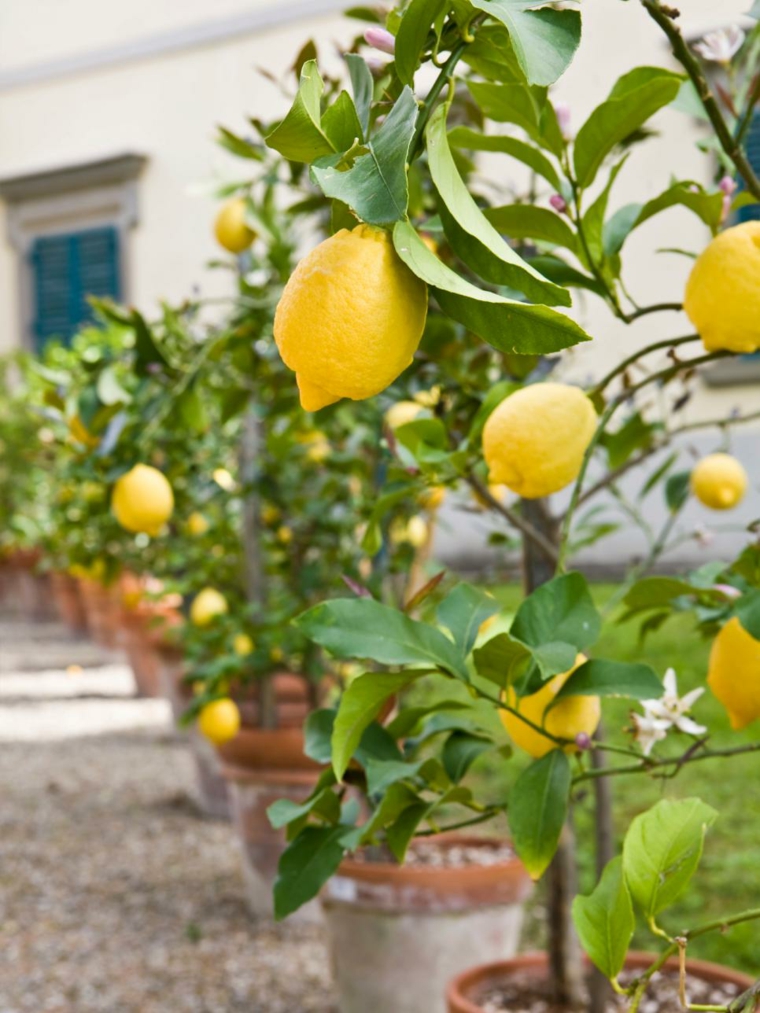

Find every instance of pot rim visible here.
[337,833,525,883]
[446,950,754,1013]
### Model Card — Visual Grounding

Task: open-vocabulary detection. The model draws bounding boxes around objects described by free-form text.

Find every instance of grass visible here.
[424,583,760,975]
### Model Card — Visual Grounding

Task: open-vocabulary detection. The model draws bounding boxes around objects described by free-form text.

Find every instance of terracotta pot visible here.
[323,835,533,1013]
[121,610,162,697]
[446,950,754,1013]
[154,642,231,821]
[50,572,88,634]
[78,579,123,648]
[120,586,183,698]
[7,550,56,622]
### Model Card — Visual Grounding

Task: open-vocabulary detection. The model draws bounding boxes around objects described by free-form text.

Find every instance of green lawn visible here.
[430,583,760,974]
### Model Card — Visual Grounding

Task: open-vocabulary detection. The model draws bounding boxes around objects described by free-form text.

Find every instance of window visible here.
[0,153,145,352]
[30,226,121,350]
[736,112,760,225]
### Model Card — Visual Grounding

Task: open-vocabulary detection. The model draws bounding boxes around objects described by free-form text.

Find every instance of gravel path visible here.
[0,635,335,1012]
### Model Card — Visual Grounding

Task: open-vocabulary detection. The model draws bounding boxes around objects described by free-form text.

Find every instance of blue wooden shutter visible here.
[737,112,760,224]
[30,225,121,351]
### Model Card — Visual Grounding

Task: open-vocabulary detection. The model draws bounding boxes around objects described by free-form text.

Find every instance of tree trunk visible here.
[521,498,585,1007]
[239,406,277,729]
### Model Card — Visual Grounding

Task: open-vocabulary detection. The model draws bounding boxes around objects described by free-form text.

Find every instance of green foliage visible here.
[508,750,571,879]
[573,857,635,980]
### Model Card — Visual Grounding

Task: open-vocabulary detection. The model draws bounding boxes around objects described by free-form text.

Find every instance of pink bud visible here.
[714,583,741,599]
[720,192,733,224]
[549,194,568,214]
[575,732,592,751]
[555,102,572,138]
[719,175,737,196]
[364,27,395,54]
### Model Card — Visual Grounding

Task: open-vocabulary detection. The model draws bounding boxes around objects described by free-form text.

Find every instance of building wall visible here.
[0,0,756,568]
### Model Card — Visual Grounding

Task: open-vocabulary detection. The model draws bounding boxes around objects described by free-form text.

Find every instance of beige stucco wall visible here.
[0,0,756,424]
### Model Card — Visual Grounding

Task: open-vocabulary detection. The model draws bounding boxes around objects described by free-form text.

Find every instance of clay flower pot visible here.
[78,579,123,648]
[121,582,183,698]
[446,950,754,1012]
[7,549,56,622]
[50,572,88,634]
[323,835,533,1013]
[216,673,321,919]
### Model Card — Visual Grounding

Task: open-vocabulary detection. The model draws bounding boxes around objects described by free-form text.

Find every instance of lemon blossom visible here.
[694,26,745,63]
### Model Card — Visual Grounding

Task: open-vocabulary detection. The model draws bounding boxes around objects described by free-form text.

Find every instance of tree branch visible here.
[465,471,560,566]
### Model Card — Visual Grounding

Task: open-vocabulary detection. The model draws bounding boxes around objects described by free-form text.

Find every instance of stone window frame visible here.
[0,153,146,351]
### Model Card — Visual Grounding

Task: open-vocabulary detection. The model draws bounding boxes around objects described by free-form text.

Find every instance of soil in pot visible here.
[447,952,753,1013]
[323,834,533,1013]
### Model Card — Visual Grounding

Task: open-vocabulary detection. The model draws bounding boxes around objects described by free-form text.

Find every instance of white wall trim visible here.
[0,0,349,92]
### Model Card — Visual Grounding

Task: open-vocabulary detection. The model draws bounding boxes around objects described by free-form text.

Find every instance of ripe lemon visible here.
[187,512,210,536]
[198,698,241,745]
[419,485,446,511]
[112,464,174,536]
[301,431,331,462]
[190,588,228,626]
[385,401,423,430]
[214,197,256,254]
[233,633,254,656]
[708,617,760,729]
[483,383,597,499]
[274,224,428,411]
[501,656,600,758]
[213,468,236,491]
[684,222,760,353]
[261,504,281,526]
[691,453,748,510]
[277,525,293,545]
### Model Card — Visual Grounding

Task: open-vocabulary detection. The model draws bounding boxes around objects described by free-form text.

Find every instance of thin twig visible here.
[574,738,760,784]
[465,471,560,566]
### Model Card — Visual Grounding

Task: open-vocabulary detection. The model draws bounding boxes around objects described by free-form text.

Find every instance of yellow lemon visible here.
[112,464,174,536]
[187,512,210,536]
[213,468,236,491]
[419,485,446,511]
[233,633,254,656]
[385,400,423,431]
[270,646,284,663]
[277,525,293,545]
[501,656,599,759]
[483,383,597,499]
[691,453,748,510]
[190,588,228,626]
[413,386,442,407]
[214,197,256,254]
[708,617,760,729]
[684,222,760,353]
[302,431,331,462]
[198,698,241,745]
[472,483,508,510]
[274,224,428,411]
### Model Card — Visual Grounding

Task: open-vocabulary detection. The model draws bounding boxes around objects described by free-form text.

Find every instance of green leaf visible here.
[442,730,493,781]
[274,824,361,919]
[267,772,339,829]
[485,204,578,253]
[509,750,571,879]
[345,54,373,138]
[623,798,718,922]
[297,597,470,678]
[573,67,683,188]
[266,60,336,163]
[437,583,500,657]
[331,671,420,780]
[582,157,628,264]
[395,0,447,84]
[311,87,418,226]
[322,91,364,151]
[393,221,591,355]
[472,632,532,687]
[468,80,562,155]
[528,253,605,295]
[131,310,168,376]
[554,659,662,701]
[531,641,579,680]
[304,708,336,764]
[469,380,520,442]
[364,757,427,795]
[385,700,474,739]
[511,572,601,652]
[448,126,564,191]
[216,125,263,160]
[426,105,569,306]
[734,590,760,641]
[96,366,131,407]
[177,387,209,434]
[573,857,635,981]
[623,576,698,614]
[468,0,581,87]
[605,184,725,257]
[665,470,691,512]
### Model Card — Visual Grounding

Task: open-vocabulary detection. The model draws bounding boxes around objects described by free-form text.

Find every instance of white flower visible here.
[631,711,671,756]
[694,26,745,64]
[641,669,707,737]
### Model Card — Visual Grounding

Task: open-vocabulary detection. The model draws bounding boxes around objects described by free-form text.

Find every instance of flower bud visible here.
[364,27,396,54]
[555,102,572,139]
[549,193,568,214]
[575,732,592,751]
